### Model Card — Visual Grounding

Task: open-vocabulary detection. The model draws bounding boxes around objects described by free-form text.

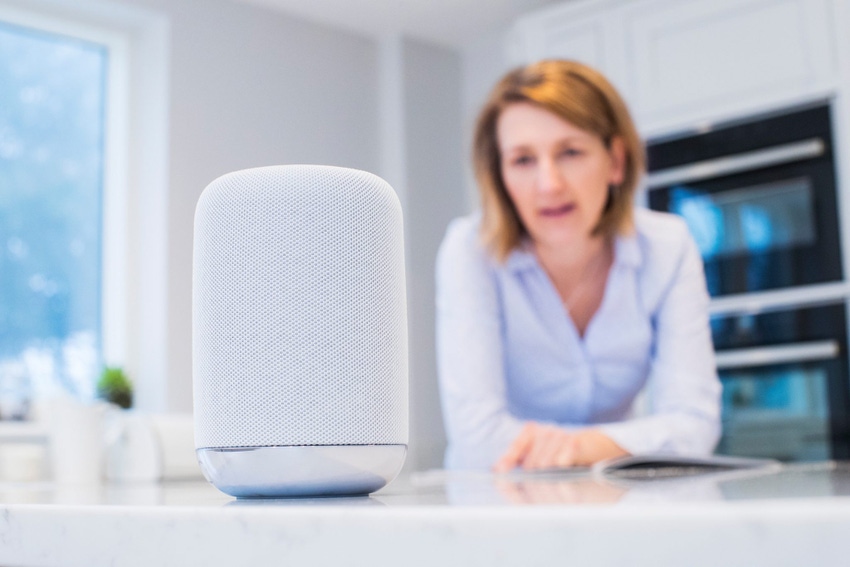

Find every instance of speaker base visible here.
[196,444,407,498]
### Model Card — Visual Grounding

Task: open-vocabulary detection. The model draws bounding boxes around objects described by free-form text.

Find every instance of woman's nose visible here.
[537,158,564,194]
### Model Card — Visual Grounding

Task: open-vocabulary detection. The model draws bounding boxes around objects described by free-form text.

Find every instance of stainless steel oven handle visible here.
[715,340,840,370]
[646,138,825,190]
[709,281,850,317]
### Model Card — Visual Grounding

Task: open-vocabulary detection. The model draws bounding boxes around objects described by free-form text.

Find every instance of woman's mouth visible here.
[539,203,575,217]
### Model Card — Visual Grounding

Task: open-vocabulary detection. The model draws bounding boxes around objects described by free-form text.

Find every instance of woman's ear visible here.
[608,136,626,186]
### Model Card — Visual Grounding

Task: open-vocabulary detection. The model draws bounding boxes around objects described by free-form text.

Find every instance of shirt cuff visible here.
[597,412,720,457]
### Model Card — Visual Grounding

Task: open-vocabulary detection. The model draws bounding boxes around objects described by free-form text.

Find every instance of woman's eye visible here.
[512,155,534,166]
[559,148,582,158]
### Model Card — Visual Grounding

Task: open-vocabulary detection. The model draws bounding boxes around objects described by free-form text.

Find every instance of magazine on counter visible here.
[591,453,782,480]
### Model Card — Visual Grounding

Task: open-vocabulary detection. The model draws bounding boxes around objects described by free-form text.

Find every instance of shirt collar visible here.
[503,240,538,272]
[614,231,642,269]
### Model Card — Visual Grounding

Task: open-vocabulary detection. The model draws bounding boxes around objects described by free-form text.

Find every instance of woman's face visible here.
[497,102,625,250]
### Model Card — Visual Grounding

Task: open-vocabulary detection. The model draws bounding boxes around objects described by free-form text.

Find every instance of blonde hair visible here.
[472,59,645,262]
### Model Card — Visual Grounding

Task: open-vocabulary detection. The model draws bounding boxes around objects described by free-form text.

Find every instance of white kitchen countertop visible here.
[1,461,849,567]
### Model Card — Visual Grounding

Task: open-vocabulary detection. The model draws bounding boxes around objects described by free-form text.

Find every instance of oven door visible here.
[712,303,850,461]
[647,104,841,297]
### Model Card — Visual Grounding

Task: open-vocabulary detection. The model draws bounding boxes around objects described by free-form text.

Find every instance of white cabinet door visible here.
[511,16,604,69]
[509,0,631,102]
[624,0,837,135]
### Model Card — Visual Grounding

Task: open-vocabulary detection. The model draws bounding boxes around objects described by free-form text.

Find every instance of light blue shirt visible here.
[435,208,722,470]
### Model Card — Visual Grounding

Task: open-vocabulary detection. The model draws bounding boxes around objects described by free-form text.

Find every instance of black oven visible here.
[647,103,850,461]
[647,104,842,297]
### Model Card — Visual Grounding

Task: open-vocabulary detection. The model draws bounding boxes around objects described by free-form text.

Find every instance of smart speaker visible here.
[192,165,408,498]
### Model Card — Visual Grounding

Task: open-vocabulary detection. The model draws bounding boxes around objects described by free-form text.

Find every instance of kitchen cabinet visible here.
[509,0,840,138]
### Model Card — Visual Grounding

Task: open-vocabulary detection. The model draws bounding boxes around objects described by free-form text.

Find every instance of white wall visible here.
[112,0,382,411]
[401,37,465,471]
[460,26,514,207]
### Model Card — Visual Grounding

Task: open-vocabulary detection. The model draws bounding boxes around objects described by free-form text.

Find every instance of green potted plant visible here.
[97,366,133,409]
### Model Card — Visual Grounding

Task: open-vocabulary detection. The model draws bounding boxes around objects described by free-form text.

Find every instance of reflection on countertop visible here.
[1,460,849,508]
[3,461,850,567]
[400,460,850,506]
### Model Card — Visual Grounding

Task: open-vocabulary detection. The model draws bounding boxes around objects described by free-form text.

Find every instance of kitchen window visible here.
[0,6,133,412]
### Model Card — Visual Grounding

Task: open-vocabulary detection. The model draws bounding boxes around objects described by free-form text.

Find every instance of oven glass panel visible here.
[670,177,816,259]
[718,365,830,461]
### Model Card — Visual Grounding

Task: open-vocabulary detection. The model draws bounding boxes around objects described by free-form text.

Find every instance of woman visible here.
[436,60,721,472]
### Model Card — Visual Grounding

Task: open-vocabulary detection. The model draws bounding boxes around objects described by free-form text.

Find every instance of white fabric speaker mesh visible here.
[193,165,408,449]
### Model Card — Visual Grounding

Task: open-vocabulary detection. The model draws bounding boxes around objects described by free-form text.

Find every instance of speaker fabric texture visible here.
[193,165,408,497]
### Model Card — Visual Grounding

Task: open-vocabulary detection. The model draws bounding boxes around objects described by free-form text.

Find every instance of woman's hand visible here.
[493,423,629,473]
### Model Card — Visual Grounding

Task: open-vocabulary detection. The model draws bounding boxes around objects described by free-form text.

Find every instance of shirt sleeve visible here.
[598,222,722,456]
[435,217,525,470]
